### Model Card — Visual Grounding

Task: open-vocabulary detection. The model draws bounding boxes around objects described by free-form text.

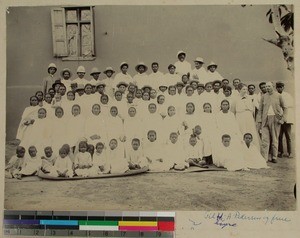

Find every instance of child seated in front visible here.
[167,132,189,171]
[74,140,93,177]
[243,133,269,169]
[49,145,73,178]
[213,134,247,171]
[127,138,148,170]
[41,146,57,173]
[144,130,168,172]
[5,146,26,179]
[107,138,129,174]
[18,146,42,178]
[90,142,109,175]
[185,135,207,168]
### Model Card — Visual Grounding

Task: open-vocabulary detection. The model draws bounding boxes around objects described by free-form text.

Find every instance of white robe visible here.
[16,106,41,140]
[206,71,223,82]
[114,72,133,88]
[85,114,107,146]
[164,73,181,87]
[213,144,247,171]
[19,117,52,152]
[50,116,70,154]
[19,156,42,175]
[189,67,208,84]
[174,60,192,75]
[66,114,86,147]
[126,146,148,168]
[108,143,128,173]
[50,155,73,177]
[133,73,148,89]
[147,71,164,90]
[242,143,269,169]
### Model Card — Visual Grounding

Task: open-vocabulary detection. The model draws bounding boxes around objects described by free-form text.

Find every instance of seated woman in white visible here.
[66,104,86,148]
[99,94,111,117]
[156,95,168,118]
[243,133,269,169]
[124,106,143,149]
[182,102,199,132]
[20,107,51,153]
[162,105,184,142]
[16,96,41,142]
[165,132,189,171]
[85,104,107,146]
[50,107,69,154]
[107,138,129,174]
[126,138,148,169]
[143,130,168,172]
[142,103,163,134]
[201,82,219,114]
[215,100,244,151]
[213,134,247,171]
[105,106,125,141]
[111,90,127,119]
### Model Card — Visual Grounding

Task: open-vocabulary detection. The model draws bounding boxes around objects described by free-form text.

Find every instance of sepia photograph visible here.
[4,3,296,211]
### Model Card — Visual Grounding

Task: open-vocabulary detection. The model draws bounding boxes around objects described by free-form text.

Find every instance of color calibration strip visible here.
[3,211,175,237]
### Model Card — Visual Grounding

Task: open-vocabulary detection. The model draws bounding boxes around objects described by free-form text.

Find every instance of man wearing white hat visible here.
[189,57,209,85]
[133,62,148,89]
[73,66,88,90]
[114,62,133,91]
[174,51,192,76]
[42,63,59,95]
[88,67,101,86]
[206,61,223,82]
[102,66,116,98]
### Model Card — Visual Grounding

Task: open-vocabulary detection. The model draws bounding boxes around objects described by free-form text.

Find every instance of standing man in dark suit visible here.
[257,82,287,163]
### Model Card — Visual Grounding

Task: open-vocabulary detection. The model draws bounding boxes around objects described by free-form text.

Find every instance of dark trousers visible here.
[278,123,292,154]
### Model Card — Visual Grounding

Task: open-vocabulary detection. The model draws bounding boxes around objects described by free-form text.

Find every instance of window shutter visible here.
[90,6,95,56]
[51,8,68,57]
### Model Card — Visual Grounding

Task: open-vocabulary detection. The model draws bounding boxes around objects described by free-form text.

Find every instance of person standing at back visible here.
[276,81,294,158]
[174,51,192,76]
[257,82,287,163]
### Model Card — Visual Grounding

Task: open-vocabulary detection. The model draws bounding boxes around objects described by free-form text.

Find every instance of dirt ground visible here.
[4,142,296,211]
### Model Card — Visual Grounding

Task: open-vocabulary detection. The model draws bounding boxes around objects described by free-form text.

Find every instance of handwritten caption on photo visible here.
[188,211,291,229]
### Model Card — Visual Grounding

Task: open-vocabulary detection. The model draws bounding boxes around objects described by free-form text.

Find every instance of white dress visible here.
[50,116,69,154]
[231,95,260,147]
[66,114,86,147]
[164,73,181,87]
[20,117,52,152]
[74,152,93,177]
[92,150,109,173]
[143,139,168,172]
[49,155,73,177]
[84,114,107,146]
[108,143,129,174]
[19,156,42,175]
[213,144,247,171]
[126,146,148,168]
[242,143,269,169]
[16,105,41,140]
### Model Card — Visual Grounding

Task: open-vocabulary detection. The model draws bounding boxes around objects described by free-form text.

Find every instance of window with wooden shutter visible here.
[51,6,95,61]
